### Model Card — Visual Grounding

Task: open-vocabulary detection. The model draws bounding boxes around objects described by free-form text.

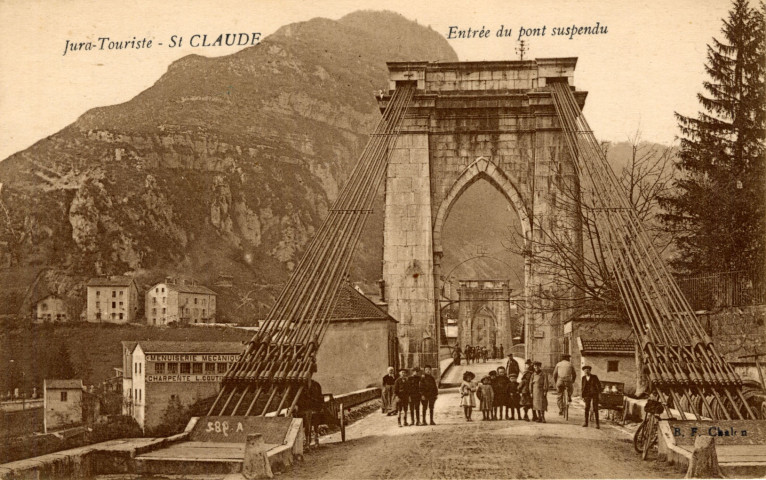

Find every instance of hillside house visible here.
[86,276,139,324]
[145,278,217,326]
[33,294,69,323]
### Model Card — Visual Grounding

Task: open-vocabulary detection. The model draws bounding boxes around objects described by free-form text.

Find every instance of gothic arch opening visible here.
[438,159,526,353]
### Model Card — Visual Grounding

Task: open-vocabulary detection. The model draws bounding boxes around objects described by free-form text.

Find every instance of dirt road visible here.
[285,363,681,479]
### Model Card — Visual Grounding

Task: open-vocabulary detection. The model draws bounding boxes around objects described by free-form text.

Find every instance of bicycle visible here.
[633,396,665,460]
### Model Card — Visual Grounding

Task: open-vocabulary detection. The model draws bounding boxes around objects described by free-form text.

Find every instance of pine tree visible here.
[50,343,77,379]
[660,0,765,275]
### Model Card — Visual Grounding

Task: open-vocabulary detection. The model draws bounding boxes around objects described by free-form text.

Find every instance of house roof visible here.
[580,338,635,354]
[121,340,138,353]
[33,292,60,305]
[45,379,83,389]
[134,341,244,354]
[87,276,135,287]
[150,281,217,296]
[329,284,396,322]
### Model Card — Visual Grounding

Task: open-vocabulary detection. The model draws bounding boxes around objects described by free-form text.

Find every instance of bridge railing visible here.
[676,270,765,310]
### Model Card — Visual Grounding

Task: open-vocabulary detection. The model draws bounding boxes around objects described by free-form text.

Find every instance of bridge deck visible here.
[441,358,522,386]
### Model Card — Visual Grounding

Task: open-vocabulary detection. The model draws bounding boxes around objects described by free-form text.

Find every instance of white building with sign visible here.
[122,341,243,431]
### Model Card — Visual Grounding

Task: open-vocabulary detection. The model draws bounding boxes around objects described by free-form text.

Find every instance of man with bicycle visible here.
[553,354,576,417]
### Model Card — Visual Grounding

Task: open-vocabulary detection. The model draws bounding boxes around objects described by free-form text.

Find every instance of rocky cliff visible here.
[0,11,457,321]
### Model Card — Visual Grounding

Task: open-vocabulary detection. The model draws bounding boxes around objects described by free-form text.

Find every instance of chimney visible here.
[378,279,386,303]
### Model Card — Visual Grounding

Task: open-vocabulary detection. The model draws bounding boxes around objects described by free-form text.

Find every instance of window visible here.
[60,391,68,402]
[205,363,216,374]
[112,291,116,298]
[96,312,101,320]
[119,301,123,307]
[168,363,178,374]
[111,313,116,320]
[192,363,203,374]
[96,301,100,309]
[163,297,166,304]
[112,302,116,308]
[202,309,206,317]
[155,287,159,293]
[180,363,191,374]
[153,318,156,325]
[202,299,206,306]
[152,308,156,314]
[194,298,198,305]
[161,287,165,293]
[96,291,100,297]
[153,297,157,305]
[155,363,165,374]
[162,308,166,314]
[119,313,124,320]
[607,360,619,372]
[217,363,228,374]
[119,290,124,296]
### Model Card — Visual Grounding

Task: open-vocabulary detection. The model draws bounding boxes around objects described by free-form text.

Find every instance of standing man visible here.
[581,365,601,428]
[506,353,520,382]
[519,359,535,421]
[406,367,423,426]
[394,368,409,427]
[553,354,576,417]
[419,365,439,425]
[381,366,396,415]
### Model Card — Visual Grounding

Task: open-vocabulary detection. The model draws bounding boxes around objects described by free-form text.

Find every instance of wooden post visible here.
[340,402,346,442]
[242,433,273,479]
[685,435,722,478]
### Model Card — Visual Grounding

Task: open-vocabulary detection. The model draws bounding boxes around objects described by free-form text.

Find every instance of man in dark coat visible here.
[295,377,325,448]
[406,367,422,425]
[581,365,602,428]
[506,354,520,381]
[393,368,409,426]
[419,365,439,425]
[519,359,536,421]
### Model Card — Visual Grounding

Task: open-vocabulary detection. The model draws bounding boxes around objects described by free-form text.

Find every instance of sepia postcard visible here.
[1,0,764,478]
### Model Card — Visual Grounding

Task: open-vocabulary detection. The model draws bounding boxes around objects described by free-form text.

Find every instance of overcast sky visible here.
[0,0,733,160]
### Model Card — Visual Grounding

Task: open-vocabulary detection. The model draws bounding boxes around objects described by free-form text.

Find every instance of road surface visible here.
[284,360,681,479]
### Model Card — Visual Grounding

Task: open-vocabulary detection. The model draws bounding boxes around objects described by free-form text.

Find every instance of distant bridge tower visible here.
[457,280,516,352]
[378,59,585,372]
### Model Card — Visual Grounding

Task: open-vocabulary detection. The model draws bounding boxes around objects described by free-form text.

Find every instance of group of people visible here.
[381,354,604,429]
[452,344,505,365]
[460,356,549,422]
[381,365,439,426]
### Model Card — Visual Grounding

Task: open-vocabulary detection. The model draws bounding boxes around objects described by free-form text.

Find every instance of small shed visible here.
[577,338,636,394]
[43,379,83,433]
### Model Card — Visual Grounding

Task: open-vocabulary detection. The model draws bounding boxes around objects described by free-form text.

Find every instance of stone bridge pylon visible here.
[378,59,586,372]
